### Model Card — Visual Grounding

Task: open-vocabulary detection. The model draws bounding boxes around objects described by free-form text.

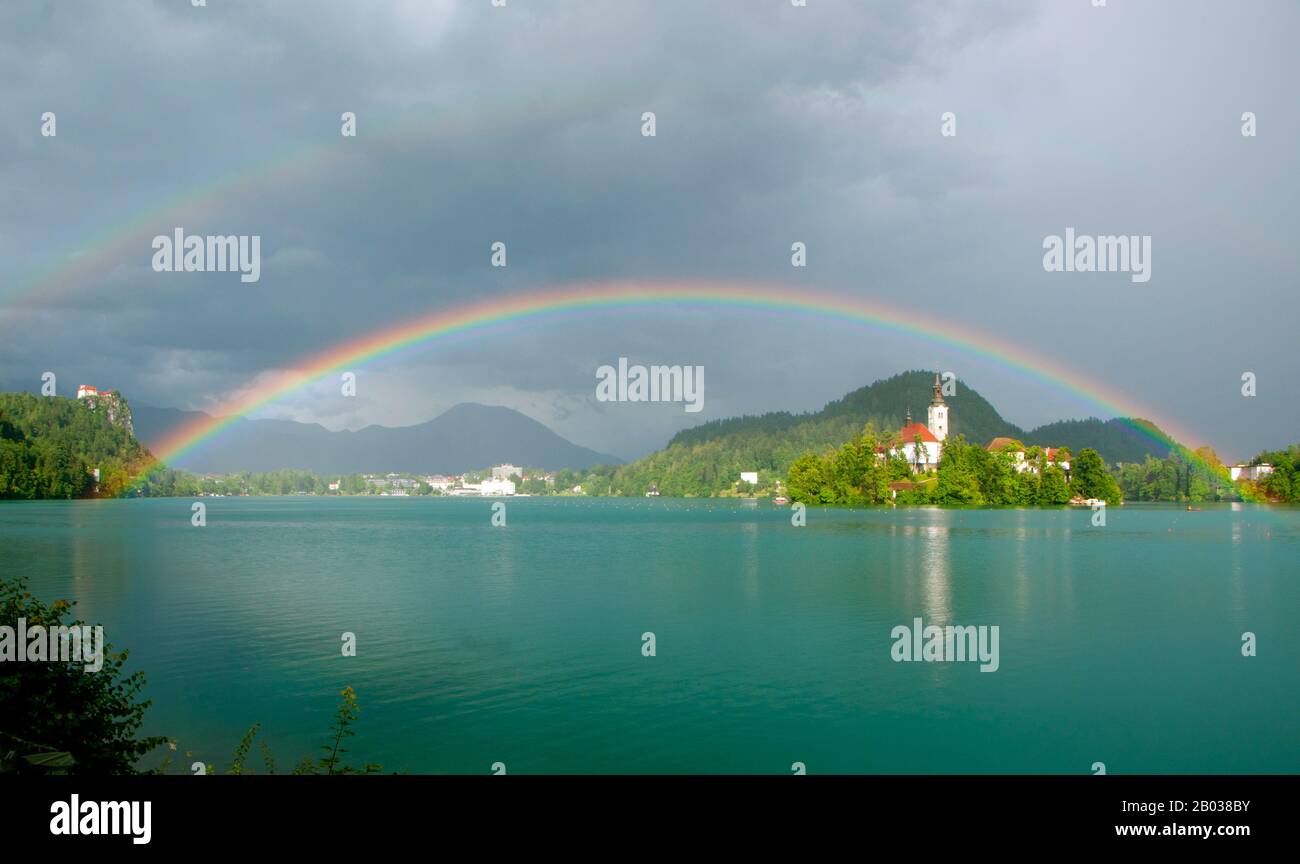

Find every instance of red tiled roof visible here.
[897,422,939,443]
[986,437,1024,452]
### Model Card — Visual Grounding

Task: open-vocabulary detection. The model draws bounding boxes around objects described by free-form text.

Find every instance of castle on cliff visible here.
[76,385,134,436]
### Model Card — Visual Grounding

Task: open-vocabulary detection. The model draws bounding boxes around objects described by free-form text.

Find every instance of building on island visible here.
[981,440,1070,476]
[893,418,942,472]
[869,372,1077,480]
[925,371,948,442]
[887,480,914,500]
[986,438,1030,472]
[885,371,948,473]
[1043,448,1070,473]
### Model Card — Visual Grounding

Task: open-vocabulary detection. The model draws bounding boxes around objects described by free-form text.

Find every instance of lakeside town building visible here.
[1229,463,1273,482]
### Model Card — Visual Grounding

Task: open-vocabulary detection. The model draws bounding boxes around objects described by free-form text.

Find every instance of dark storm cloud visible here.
[0,0,1296,461]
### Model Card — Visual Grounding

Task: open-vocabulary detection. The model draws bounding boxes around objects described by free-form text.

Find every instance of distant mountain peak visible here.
[131,402,620,475]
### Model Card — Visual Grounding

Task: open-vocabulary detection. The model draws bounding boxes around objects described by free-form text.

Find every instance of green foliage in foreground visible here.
[1,573,381,775]
[0,575,163,774]
[161,686,384,776]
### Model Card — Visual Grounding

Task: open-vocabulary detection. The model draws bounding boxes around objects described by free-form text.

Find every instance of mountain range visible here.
[131,402,622,475]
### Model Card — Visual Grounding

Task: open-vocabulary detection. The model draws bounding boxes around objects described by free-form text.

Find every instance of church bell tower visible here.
[927,370,948,442]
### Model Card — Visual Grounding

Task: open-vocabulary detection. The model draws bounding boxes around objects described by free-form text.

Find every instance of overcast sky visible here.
[1,0,1296,462]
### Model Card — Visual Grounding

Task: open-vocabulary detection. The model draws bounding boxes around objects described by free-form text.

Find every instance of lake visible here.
[3,497,1297,774]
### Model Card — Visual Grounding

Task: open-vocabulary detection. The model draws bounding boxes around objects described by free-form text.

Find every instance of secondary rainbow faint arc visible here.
[2,87,613,314]
[147,279,1201,469]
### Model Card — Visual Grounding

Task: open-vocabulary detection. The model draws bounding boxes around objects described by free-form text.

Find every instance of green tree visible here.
[933,436,983,505]
[1036,465,1071,505]
[786,453,829,503]
[0,393,151,499]
[1071,448,1122,503]
[0,575,164,774]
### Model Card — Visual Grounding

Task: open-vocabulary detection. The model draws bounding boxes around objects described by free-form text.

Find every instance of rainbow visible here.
[143,279,1207,475]
[2,88,605,316]
[1,97,1239,495]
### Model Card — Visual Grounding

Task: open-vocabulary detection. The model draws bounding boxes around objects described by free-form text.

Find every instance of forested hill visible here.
[1022,417,1174,465]
[0,392,151,499]
[668,370,1025,451]
[610,371,1025,496]
[607,371,1181,497]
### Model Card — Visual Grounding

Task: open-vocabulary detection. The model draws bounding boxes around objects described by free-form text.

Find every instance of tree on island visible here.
[932,436,983,505]
[1070,448,1122,504]
[784,424,904,506]
[1036,465,1071,505]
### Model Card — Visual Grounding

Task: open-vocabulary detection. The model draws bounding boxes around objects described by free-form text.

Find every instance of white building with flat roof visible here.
[1230,463,1273,482]
[480,478,516,496]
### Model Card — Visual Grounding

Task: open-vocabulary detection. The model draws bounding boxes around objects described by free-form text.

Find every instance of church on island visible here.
[885,371,1072,477]
[886,372,948,472]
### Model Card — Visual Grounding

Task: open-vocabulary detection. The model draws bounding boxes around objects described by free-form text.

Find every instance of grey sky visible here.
[1,0,1296,462]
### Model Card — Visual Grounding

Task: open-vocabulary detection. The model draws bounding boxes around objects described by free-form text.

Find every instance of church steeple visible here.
[926,370,949,442]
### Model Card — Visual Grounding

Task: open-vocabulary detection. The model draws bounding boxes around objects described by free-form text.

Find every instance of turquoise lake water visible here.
[2,497,1297,774]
